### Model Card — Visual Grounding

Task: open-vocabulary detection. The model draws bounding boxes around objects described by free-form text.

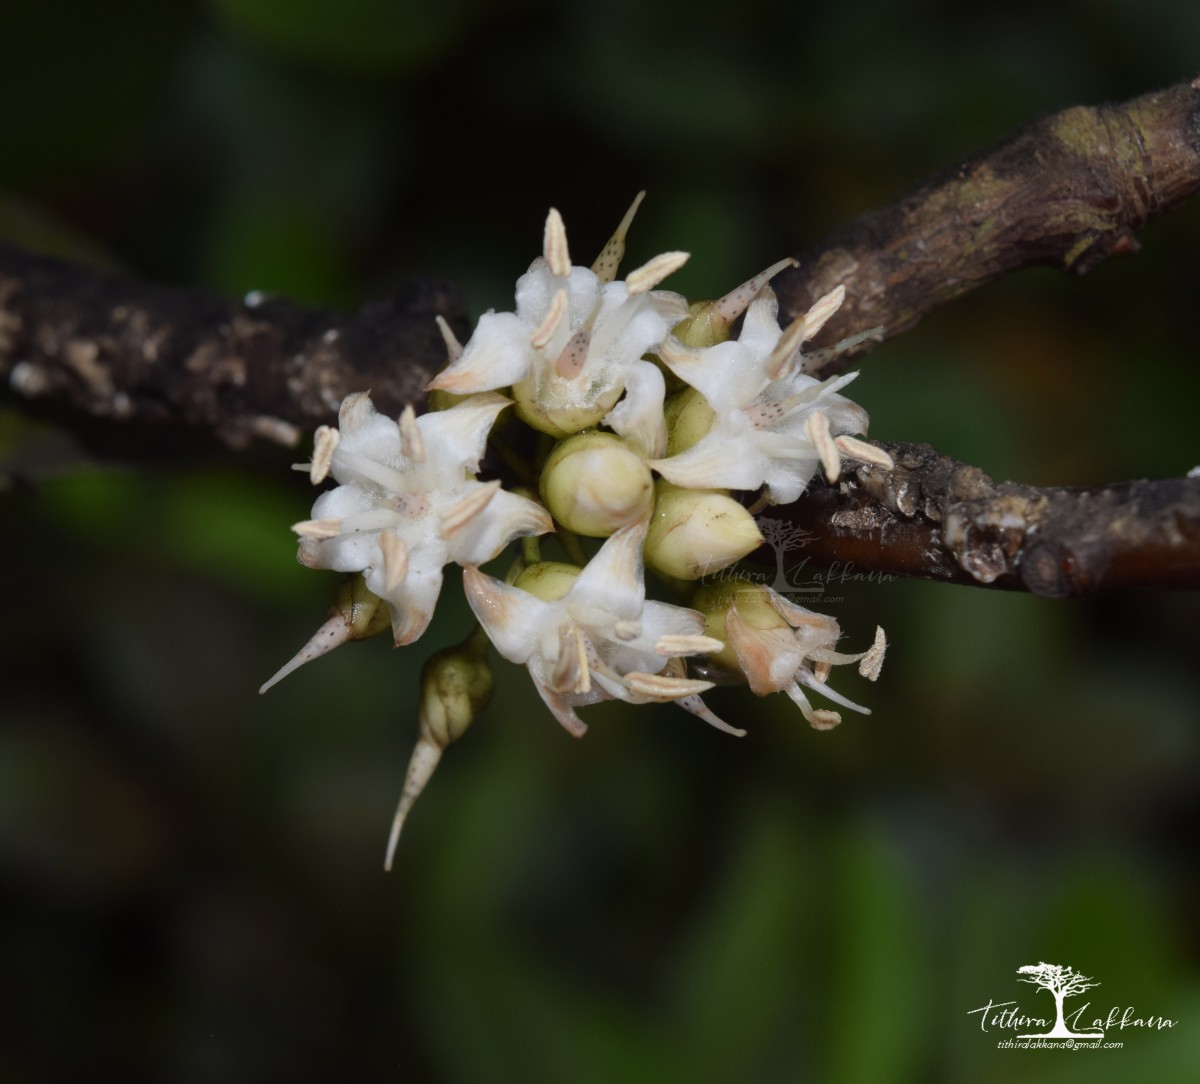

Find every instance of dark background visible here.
[1,1,1198,1080]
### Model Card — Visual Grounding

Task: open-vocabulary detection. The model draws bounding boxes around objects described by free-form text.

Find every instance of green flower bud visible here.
[644,481,763,580]
[418,636,495,749]
[511,376,623,439]
[671,298,736,348]
[539,431,654,537]
[385,629,494,870]
[513,560,581,601]
[335,573,393,639]
[663,386,717,456]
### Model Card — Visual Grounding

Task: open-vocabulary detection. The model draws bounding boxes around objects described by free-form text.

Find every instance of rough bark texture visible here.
[0,243,464,448]
[2,80,1200,593]
[775,443,1200,596]
[776,77,1200,371]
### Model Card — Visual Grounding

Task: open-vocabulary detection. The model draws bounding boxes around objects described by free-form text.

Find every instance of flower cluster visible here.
[262,196,893,866]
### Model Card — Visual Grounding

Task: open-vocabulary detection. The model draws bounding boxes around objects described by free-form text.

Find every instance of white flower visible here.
[427,198,688,455]
[695,581,887,730]
[463,521,743,737]
[293,391,552,646]
[652,286,893,504]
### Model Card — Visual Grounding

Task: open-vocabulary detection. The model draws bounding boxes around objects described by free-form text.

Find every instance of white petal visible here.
[368,547,445,646]
[658,338,752,411]
[418,392,510,474]
[604,359,667,458]
[567,521,647,622]
[652,422,770,492]
[462,567,557,664]
[446,487,553,567]
[427,311,534,394]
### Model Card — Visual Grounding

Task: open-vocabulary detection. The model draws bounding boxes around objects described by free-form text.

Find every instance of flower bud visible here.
[385,630,494,870]
[663,386,716,456]
[259,574,390,693]
[670,298,736,349]
[511,375,623,439]
[513,560,581,601]
[539,431,654,537]
[644,482,763,580]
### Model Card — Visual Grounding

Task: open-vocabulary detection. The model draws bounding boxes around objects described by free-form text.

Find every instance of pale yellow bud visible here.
[418,638,495,749]
[539,431,654,537]
[644,482,763,580]
[511,376,623,439]
[513,560,581,601]
[663,386,717,456]
[385,630,494,870]
[334,574,393,639]
[671,298,735,348]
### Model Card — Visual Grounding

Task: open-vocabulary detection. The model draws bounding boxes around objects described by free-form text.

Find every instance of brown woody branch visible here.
[774,443,1200,597]
[776,76,1200,368]
[2,80,1200,593]
[0,242,466,449]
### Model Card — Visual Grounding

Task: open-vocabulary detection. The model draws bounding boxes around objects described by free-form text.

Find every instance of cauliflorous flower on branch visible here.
[427,198,688,454]
[693,580,887,730]
[463,521,744,737]
[291,391,552,647]
[652,287,893,504]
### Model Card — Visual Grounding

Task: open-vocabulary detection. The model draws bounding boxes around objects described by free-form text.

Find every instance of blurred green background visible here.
[2,1,1199,1080]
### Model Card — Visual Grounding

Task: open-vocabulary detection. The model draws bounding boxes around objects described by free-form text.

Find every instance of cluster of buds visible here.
[261,196,894,866]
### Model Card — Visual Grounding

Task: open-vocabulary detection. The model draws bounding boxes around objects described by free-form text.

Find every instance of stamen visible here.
[805,411,842,482]
[766,315,810,381]
[434,315,463,363]
[626,251,689,294]
[440,479,500,537]
[543,208,571,277]
[796,668,870,714]
[801,285,846,342]
[335,449,411,494]
[531,288,568,349]
[310,425,339,484]
[612,619,643,641]
[591,190,645,283]
[676,693,747,737]
[655,633,725,656]
[398,405,426,463]
[625,672,715,701]
[809,709,842,730]
[292,517,343,540]
[378,532,408,592]
[858,626,887,681]
[834,435,894,470]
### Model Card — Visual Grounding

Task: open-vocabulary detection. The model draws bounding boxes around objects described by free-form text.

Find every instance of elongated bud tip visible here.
[258,575,390,693]
[384,736,442,871]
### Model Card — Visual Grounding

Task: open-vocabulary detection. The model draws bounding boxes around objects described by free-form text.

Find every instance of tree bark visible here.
[775,442,1200,597]
[0,243,466,449]
[2,79,1199,594]
[775,76,1200,370]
